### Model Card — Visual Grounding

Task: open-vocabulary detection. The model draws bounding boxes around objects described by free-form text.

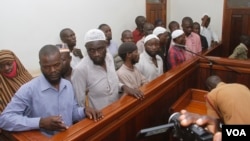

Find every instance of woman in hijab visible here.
[0,50,33,112]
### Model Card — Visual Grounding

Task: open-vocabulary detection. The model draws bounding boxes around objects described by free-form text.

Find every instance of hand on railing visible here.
[84,106,103,122]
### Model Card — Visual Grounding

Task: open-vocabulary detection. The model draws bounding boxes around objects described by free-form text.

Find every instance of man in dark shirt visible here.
[193,22,208,50]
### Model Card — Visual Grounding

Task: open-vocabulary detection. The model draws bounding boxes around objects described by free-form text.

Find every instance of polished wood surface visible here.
[170,89,208,115]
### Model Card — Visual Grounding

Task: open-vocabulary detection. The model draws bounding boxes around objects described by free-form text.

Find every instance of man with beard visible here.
[0,45,102,137]
[135,34,163,82]
[60,28,84,69]
[116,42,147,99]
[71,29,143,110]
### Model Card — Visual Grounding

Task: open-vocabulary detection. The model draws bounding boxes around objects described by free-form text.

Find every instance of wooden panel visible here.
[197,56,250,90]
[170,89,208,115]
[222,0,250,57]
[146,0,166,27]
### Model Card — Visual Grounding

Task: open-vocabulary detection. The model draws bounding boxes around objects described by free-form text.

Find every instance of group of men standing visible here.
[3,13,245,139]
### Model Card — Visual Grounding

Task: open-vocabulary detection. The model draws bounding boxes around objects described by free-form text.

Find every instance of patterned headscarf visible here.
[0,50,33,112]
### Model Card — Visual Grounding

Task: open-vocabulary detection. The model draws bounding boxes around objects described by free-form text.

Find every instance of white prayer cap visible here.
[171,29,184,39]
[84,29,106,45]
[144,34,159,45]
[153,27,167,36]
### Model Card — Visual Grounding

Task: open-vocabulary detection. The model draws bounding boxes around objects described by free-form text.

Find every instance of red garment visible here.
[132,28,143,43]
[1,61,17,78]
[167,45,186,69]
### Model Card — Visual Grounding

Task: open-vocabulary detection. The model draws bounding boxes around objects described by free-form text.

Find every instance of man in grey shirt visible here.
[71,29,144,110]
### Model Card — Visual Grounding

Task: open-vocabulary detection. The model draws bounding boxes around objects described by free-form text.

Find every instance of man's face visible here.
[60,52,71,75]
[61,29,76,49]
[40,52,62,85]
[130,49,140,65]
[145,39,160,57]
[159,32,169,44]
[182,21,193,36]
[192,24,200,34]
[143,24,154,36]
[174,34,186,45]
[100,25,112,41]
[122,32,134,43]
[86,40,107,65]
[202,15,210,27]
[138,17,146,32]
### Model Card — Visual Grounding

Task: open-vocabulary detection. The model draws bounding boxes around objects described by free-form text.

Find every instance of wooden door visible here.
[222,0,250,57]
[146,0,166,27]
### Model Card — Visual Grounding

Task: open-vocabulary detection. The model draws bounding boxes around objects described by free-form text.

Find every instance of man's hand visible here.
[84,107,103,122]
[122,85,144,100]
[73,48,83,59]
[178,110,221,141]
[39,115,68,131]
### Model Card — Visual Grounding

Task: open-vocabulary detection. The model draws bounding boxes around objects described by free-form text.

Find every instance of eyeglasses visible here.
[87,47,106,54]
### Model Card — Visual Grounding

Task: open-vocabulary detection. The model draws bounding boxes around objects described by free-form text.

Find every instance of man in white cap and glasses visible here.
[135,34,163,82]
[167,29,186,69]
[71,29,144,111]
[153,26,170,72]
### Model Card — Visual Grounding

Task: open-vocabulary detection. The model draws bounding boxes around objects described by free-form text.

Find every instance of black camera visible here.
[136,112,213,141]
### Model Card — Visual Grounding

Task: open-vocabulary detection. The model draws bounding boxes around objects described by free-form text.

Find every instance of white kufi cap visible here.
[84,29,106,45]
[144,34,159,45]
[153,27,167,36]
[171,29,184,39]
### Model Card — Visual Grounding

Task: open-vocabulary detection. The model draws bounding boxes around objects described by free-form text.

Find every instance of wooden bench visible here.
[169,89,208,115]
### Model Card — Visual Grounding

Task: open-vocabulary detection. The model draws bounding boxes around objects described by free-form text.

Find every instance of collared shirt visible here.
[136,36,145,54]
[135,51,163,82]
[206,82,250,124]
[133,28,144,43]
[229,43,248,60]
[185,32,202,60]
[167,44,186,69]
[117,64,148,89]
[0,75,85,136]
[71,53,120,110]
[200,26,219,47]
[107,40,119,57]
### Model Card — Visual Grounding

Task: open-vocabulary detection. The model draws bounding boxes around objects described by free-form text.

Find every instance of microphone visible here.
[173,43,239,75]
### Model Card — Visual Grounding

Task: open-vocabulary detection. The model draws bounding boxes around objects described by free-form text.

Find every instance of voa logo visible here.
[226,129,246,136]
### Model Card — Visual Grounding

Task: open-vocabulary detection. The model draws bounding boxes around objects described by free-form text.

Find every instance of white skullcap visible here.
[153,27,167,36]
[84,29,106,44]
[171,29,184,39]
[144,34,159,45]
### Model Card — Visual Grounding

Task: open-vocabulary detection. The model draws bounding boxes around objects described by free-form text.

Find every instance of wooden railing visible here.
[5,43,250,141]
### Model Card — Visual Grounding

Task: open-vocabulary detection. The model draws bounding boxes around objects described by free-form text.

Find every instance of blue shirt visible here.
[0,75,85,136]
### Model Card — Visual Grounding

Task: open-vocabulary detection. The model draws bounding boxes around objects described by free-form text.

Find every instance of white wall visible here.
[0,0,224,76]
[167,0,224,41]
[0,0,145,76]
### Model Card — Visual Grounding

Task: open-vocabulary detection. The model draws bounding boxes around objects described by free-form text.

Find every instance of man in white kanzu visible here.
[71,29,144,110]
